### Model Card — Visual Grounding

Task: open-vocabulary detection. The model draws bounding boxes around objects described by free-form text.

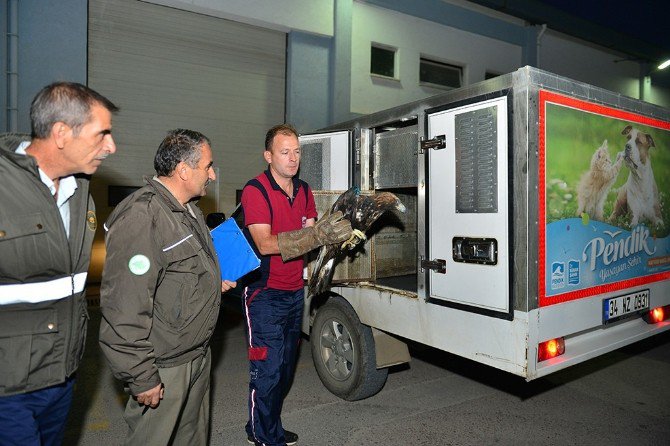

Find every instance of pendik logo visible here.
[581,225,656,272]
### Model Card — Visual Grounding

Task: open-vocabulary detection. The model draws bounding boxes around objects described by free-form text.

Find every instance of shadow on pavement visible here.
[395,329,670,401]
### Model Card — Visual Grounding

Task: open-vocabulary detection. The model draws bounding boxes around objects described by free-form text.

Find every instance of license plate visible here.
[603,289,649,324]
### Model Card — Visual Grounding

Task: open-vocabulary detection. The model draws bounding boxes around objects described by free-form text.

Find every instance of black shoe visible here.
[284,430,298,446]
[246,430,298,446]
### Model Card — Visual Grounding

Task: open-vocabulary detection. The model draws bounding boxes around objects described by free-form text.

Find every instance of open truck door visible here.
[298,130,351,191]
[299,129,377,287]
[425,95,512,318]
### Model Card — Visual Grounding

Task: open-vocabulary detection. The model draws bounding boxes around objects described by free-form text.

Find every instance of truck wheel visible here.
[311,296,388,401]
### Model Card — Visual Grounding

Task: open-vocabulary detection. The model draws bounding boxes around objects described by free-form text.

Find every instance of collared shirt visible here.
[241,168,317,290]
[16,141,77,238]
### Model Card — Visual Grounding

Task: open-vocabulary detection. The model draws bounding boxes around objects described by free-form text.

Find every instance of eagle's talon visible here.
[341,229,366,250]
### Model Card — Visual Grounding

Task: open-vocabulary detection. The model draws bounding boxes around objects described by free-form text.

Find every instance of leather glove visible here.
[277,210,353,261]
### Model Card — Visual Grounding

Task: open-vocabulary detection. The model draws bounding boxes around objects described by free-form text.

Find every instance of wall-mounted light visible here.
[658,59,670,70]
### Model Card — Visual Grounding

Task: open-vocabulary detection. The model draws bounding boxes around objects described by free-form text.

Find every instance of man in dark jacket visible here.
[99,129,235,445]
[0,82,118,446]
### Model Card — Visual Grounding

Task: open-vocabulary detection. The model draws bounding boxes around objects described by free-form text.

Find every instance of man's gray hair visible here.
[30,82,118,139]
[154,129,211,176]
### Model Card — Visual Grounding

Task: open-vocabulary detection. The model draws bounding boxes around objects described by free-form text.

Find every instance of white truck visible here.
[298,66,670,401]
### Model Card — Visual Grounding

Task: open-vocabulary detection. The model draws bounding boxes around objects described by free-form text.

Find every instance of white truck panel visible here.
[333,284,529,377]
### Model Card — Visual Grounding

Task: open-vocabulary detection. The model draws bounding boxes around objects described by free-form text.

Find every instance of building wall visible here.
[287,32,333,131]
[647,81,670,108]
[12,0,87,133]
[538,31,670,107]
[0,1,8,131]
[143,0,335,36]
[539,30,640,100]
[350,2,523,115]
[2,0,669,134]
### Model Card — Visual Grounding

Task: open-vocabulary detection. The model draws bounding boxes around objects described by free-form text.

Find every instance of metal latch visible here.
[419,135,446,154]
[452,237,498,265]
[420,257,446,274]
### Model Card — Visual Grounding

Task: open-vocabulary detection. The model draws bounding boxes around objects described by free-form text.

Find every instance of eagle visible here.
[307,187,406,298]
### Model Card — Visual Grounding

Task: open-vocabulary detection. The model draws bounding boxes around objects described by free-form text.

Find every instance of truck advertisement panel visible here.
[539,90,670,306]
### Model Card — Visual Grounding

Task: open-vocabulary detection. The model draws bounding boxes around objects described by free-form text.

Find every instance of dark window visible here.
[485,71,502,80]
[371,45,395,78]
[420,58,462,89]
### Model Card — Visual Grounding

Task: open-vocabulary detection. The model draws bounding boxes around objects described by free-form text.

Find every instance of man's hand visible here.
[135,383,164,409]
[277,211,353,261]
[222,280,237,292]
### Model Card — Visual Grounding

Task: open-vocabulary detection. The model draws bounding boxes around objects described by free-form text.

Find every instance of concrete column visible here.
[6,0,19,132]
[639,62,650,101]
[330,0,352,125]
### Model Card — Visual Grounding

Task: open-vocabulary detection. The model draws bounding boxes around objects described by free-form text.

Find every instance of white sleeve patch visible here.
[128,254,151,275]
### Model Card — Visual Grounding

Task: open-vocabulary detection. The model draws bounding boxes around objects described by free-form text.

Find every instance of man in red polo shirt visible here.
[241,124,352,446]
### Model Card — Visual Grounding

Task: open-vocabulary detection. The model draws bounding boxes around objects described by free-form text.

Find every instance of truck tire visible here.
[310,296,388,401]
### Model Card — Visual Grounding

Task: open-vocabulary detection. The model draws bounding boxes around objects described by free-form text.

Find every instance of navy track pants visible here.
[0,376,75,446]
[244,287,303,446]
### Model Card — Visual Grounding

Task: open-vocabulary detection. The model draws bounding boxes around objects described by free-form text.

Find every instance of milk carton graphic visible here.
[568,260,580,285]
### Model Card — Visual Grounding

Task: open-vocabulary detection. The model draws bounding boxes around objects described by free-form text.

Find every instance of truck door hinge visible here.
[419,135,446,154]
[420,257,446,274]
[355,138,361,165]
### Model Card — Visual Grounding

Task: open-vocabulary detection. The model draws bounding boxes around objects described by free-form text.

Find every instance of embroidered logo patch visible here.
[86,211,97,231]
[128,254,151,275]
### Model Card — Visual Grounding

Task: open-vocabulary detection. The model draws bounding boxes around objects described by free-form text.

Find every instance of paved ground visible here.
[65,296,670,445]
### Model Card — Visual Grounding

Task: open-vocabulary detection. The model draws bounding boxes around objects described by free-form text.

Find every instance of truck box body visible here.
[299,66,670,384]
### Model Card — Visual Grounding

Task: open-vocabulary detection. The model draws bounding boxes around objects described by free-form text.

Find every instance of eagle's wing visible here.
[307,244,339,298]
[307,187,406,298]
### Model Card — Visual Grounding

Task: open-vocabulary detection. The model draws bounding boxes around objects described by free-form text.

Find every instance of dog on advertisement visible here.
[576,139,624,221]
[609,125,663,227]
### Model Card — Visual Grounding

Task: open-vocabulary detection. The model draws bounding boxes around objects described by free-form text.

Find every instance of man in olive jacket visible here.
[99,129,235,445]
[0,82,118,446]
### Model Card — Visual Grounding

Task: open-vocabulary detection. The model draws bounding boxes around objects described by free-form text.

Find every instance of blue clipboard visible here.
[210,218,260,281]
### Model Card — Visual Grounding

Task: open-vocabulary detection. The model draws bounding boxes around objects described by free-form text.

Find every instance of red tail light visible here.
[538,337,565,362]
[644,305,669,324]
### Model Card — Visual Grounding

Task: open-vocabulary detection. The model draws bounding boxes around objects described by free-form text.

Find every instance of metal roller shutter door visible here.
[88,0,286,217]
